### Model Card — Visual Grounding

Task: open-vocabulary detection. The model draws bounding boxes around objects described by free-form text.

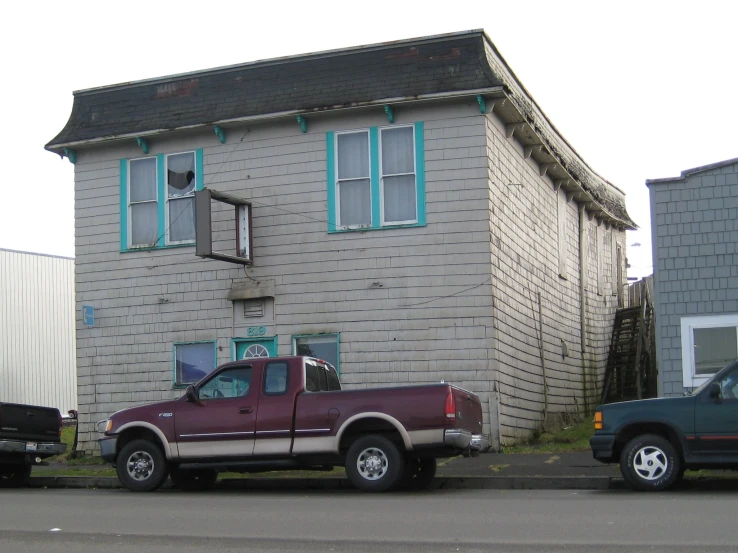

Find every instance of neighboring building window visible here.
[174,341,216,386]
[293,334,339,373]
[681,315,738,388]
[120,149,203,251]
[327,123,425,232]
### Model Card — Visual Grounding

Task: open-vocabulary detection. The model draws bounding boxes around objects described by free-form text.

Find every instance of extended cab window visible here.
[326,365,341,391]
[199,367,252,399]
[264,361,288,395]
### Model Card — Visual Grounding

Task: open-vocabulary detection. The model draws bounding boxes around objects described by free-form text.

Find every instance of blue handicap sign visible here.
[82,305,94,327]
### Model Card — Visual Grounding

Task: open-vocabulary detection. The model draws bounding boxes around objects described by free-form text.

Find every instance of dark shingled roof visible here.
[46,31,501,149]
[46,29,635,228]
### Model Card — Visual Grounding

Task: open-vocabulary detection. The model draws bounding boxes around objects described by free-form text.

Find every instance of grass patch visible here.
[34,467,116,478]
[503,420,594,454]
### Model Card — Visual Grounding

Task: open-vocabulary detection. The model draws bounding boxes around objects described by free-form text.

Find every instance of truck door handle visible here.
[239,407,253,414]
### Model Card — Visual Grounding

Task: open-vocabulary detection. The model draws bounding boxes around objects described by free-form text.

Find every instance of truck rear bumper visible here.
[590,434,616,463]
[0,439,66,459]
[444,429,490,454]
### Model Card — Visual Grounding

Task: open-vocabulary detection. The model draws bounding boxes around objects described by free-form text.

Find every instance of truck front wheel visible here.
[619,434,681,491]
[346,435,405,493]
[116,439,169,492]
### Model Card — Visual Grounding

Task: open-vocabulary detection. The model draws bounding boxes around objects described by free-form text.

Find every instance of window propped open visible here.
[194,189,253,265]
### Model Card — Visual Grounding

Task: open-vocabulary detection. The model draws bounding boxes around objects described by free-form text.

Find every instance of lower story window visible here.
[293,334,339,373]
[174,341,216,386]
[681,315,738,388]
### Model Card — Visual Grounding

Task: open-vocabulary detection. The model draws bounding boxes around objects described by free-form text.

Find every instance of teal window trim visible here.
[119,148,203,252]
[172,340,217,389]
[156,154,166,247]
[327,124,425,234]
[291,333,340,375]
[326,133,337,232]
[369,127,381,227]
[231,336,278,361]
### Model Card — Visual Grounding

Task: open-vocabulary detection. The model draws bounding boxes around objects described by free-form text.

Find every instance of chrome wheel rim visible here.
[356,447,388,481]
[633,445,668,481]
[126,450,155,481]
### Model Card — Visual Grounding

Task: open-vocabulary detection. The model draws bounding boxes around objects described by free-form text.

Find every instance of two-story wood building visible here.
[46,30,635,453]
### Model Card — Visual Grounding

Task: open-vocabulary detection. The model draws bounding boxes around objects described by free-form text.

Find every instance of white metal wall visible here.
[0,249,77,413]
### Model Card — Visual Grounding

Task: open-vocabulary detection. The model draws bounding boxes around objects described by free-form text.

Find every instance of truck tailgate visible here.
[0,403,61,442]
[450,386,484,434]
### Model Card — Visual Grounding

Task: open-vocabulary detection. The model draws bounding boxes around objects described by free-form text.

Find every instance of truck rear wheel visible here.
[170,466,218,491]
[619,434,681,491]
[0,465,32,488]
[346,435,405,493]
[116,439,169,492]
[397,457,437,491]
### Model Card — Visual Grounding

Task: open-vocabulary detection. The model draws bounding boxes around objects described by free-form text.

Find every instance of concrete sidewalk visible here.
[28,451,737,491]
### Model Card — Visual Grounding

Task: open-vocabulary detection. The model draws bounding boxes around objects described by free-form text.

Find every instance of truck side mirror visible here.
[185,385,199,403]
[708,382,722,400]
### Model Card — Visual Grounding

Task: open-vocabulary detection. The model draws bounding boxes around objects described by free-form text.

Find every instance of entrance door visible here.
[235,337,277,360]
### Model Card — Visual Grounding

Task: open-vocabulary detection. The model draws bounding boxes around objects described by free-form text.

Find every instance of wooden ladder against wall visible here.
[600,292,655,404]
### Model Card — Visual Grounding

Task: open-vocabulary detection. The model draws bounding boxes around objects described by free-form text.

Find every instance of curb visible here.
[28,475,624,491]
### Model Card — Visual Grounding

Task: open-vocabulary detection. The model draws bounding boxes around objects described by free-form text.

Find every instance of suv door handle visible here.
[239,407,253,414]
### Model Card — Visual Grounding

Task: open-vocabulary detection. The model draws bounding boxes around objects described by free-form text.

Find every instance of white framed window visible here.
[681,314,738,388]
[121,149,202,251]
[380,125,417,225]
[327,122,425,232]
[165,152,197,244]
[336,130,371,228]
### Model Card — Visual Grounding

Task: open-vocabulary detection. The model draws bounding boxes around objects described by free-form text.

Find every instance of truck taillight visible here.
[594,411,603,430]
[445,390,456,419]
[58,412,63,437]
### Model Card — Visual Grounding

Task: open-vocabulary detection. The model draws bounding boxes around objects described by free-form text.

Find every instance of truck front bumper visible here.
[98,436,118,462]
[444,429,490,455]
[590,434,616,463]
[0,439,66,460]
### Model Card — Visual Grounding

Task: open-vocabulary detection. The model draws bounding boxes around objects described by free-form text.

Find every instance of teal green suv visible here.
[591,360,738,491]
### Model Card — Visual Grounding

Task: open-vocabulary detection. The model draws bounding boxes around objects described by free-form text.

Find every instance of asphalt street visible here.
[1,488,737,552]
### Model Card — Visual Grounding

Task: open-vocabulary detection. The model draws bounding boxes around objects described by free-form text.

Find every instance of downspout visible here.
[579,204,588,413]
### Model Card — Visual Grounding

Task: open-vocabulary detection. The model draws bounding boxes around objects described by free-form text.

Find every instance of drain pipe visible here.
[579,204,588,413]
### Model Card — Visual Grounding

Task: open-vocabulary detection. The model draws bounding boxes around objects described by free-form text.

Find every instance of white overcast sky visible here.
[1,1,735,280]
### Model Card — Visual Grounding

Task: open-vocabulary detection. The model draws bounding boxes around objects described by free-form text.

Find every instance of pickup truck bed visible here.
[0,402,66,487]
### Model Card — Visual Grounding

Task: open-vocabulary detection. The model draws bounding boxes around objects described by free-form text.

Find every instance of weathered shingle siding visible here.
[650,161,738,396]
[485,112,625,444]
[73,101,498,451]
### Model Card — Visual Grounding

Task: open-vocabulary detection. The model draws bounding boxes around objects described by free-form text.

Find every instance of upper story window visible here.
[327,122,425,232]
[120,149,203,251]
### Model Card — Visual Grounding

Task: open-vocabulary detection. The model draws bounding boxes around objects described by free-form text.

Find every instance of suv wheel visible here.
[116,439,169,492]
[0,465,32,488]
[345,435,405,493]
[620,434,681,491]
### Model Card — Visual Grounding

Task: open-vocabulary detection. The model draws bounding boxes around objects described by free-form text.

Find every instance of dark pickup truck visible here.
[591,360,738,491]
[0,402,66,488]
[99,356,488,492]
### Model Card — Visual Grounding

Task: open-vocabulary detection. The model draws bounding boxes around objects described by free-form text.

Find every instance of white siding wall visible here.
[0,249,77,413]
[73,101,498,452]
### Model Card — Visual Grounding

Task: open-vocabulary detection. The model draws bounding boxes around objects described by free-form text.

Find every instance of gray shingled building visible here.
[46,30,635,453]
[647,157,738,396]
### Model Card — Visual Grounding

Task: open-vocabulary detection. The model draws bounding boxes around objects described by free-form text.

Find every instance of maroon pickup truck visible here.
[99,356,488,492]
